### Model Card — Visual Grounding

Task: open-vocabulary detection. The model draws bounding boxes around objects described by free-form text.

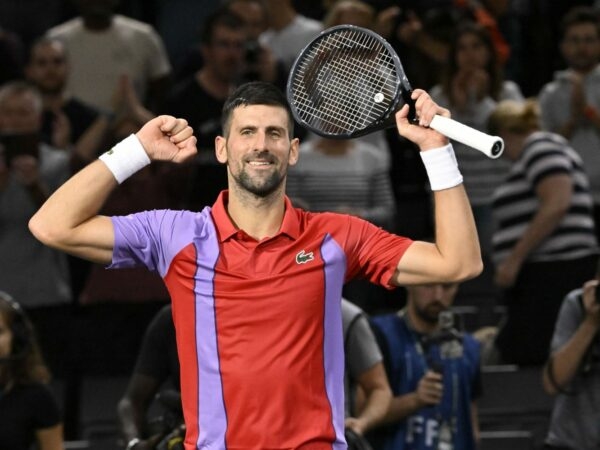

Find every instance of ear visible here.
[288,137,300,166]
[215,135,228,164]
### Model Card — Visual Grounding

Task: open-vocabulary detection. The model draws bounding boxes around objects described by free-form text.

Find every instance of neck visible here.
[315,138,351,155]
[268,5,296,31]
[83,15,113,31]
[42,92,65,111]
[226,183,287,241]
[405,304,437,335]
[196,69,234,101]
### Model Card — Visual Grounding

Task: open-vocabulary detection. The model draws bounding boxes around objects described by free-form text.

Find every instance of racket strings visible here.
[291,29,398,134]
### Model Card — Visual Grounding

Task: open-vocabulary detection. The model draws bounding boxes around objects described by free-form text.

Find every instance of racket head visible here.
[287,25,413,139]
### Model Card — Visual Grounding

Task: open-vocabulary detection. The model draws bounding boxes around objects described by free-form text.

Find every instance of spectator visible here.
[343,299,392,438]
[118,304,179,450]
[0,81,72,376]
[430,21,523,258]
[259,0,323,71]
[0,290,63,450]
[163,9,247,211]
[46,0,172,113]
[538,6,600,242]
[542,262,600,449]
[370,281,482,450]
[488,99,598,366]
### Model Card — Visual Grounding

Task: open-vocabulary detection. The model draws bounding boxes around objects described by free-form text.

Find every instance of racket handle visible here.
[429,115,504,159]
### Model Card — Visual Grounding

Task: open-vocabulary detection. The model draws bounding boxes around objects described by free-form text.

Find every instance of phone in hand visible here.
[0,133,40,166]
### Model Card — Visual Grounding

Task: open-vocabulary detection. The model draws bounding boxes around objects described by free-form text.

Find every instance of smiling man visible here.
[28,81,482,450]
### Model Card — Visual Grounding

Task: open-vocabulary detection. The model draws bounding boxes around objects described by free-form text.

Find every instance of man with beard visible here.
[25,37,107,165]
[28,81,483,449]
[539,6,600,242]
[370,282,482,450]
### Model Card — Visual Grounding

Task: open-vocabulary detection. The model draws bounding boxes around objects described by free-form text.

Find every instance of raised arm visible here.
[28,116,196,264]
[392,90,482,285]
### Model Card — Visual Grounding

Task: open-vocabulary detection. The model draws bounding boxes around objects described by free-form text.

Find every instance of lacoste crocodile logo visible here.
[295,250,314,264]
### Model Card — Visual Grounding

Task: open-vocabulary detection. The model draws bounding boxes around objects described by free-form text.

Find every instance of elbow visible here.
[28,213,65,249]
[445,256,484,283]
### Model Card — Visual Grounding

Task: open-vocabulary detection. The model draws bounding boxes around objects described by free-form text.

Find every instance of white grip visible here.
[429,115,504,159]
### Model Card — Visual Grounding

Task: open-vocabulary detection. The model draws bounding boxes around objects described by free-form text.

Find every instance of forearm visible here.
[384,392,423,424]
[355,386,392,432]
[543,320,599,394]
[118,397,146,442]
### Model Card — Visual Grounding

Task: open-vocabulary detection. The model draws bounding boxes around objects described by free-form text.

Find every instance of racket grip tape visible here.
[429,115,504,159]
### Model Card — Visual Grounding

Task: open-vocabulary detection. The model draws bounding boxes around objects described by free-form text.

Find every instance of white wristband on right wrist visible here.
[99,134,150,184]
[420,144,463,191]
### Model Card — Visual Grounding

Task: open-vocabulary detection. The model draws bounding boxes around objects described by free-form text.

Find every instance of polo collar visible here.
[210,190,301,242]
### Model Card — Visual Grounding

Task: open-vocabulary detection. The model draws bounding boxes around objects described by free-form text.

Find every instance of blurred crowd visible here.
[1,0,600,449]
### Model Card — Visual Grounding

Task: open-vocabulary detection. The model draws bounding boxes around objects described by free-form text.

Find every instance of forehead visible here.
[565,22,599,37]
[230,104,290,129]
[32,41,65,58]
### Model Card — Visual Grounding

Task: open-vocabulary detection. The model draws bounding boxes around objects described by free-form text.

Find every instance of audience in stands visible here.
[0,290,63,450]
[542,260,600,449]
[539,6,600,243]
[488,99,598,366]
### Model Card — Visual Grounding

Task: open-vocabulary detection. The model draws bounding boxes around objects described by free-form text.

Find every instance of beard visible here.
[414,302,445,325]
[231,150,286,198]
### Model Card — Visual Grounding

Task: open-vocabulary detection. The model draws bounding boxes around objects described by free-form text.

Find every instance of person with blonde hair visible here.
[0,291,63,450]
[488,99,598,366]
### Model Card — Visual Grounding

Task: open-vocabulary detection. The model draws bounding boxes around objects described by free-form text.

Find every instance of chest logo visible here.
[295,250,315,265]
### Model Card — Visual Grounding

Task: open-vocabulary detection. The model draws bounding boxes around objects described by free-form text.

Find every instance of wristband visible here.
[125,437,141,450]
[99,134,150,184]
[420,144,463,191]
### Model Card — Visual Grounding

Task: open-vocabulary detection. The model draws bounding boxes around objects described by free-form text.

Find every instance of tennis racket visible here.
[287,25,504,159]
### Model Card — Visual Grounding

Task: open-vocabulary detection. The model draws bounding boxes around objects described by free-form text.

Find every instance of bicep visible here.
[36,423,63,450]
[392,241,453,285]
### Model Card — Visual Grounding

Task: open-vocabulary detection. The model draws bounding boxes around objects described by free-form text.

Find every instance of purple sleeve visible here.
[109,208,208,277]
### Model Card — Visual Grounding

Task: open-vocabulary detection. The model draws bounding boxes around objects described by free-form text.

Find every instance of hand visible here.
[10,154,41,187]
[136,115,196,163]
[344,416,367,436]
[395,89,449,150]
[494,253,523,288]
[415,370,443,407]
[581,279,600,327]
[52,110,72,149]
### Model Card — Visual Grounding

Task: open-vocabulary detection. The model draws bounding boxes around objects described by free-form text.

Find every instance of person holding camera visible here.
[370,282,481,450]
[542,262,600,450]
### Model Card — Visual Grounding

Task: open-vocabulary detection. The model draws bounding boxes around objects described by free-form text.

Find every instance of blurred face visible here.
[203,25,246,82]
[0,92,42,134]
[26,41,69,95]
[561,22,600,73]
[408,283,459,324]
[73,0,118,19]
[216,104,299,197]
[456,32,490,70]
[333,5,375,28]
[228,1,267,40]
[0,313,13,360]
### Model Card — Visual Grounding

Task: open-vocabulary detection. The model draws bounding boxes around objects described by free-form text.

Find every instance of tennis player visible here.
[29,81,481,450]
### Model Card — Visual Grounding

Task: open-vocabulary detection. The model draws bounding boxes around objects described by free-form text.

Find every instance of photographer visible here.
[370,282,481,450]
[543,261,600,449]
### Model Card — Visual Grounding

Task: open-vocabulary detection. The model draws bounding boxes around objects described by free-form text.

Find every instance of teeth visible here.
[249,161,270,166]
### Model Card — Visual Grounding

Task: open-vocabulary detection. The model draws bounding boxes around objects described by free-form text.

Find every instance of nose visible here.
[253,130,268,151]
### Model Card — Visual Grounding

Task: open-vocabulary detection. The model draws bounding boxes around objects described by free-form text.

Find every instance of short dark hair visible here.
[221,81,294,137]
[560,6,600,41]
[200,8,246,45]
